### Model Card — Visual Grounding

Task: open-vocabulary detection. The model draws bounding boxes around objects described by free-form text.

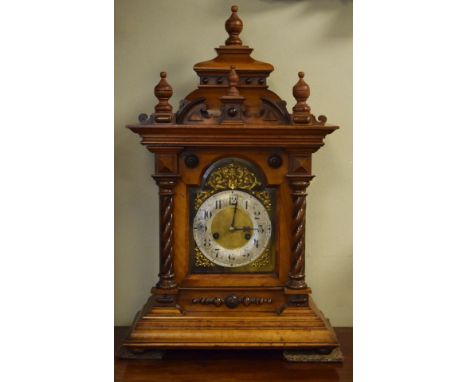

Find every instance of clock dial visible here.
[193,190,271,268]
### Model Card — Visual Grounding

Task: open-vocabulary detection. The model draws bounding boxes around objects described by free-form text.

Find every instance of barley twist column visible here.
[153,176,178,289]
[150,147,182,291]
[286,176,313,289]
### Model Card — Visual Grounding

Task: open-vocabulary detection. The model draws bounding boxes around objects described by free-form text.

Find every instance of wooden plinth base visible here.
[122,293,341,361]
[116,347,344,362]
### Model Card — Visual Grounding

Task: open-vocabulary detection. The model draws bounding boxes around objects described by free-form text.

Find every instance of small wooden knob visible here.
[225,294,240,309]
[225,5,243,45]
[184,154,199,169]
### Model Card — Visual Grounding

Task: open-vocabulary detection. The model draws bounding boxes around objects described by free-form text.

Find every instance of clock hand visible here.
[233,226,259,232]
[229,200,238,231]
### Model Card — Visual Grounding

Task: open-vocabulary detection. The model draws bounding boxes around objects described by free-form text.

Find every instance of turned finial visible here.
[292,71,312,124]
[153,72,173,123]
[219,65,245,124]
[227,65,240,96]
[225,5,243,46]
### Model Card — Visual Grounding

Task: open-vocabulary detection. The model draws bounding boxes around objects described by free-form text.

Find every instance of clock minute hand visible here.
[229,200,238,230]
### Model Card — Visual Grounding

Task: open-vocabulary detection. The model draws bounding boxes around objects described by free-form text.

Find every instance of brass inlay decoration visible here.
[194,190,217,210]
[194,246,216,268]
[252,190,272,212]
[192,161,274,271]
[206,162,260,190]
[250,247,271,269]
[194,247,272,271]
[194,163,271,211]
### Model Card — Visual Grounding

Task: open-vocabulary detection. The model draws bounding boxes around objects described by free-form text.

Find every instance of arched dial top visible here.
[193,190,272,268]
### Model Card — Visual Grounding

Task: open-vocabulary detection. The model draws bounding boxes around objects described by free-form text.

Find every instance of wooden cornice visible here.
[127,124,338,151]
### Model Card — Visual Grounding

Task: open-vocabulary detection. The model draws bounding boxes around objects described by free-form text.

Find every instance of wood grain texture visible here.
[286,175,313,289]
[128,124,337,149]
[151,147,182,290]
[115,326,353,382]
[153,72,174,123]
[123,5,340,355]
[154,178,177,289]
[224,5,243,46]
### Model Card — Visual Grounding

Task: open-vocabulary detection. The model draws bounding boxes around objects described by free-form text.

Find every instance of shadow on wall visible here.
[251,0,353,39]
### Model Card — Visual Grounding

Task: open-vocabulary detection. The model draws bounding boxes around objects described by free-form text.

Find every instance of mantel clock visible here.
[122,6,342,362]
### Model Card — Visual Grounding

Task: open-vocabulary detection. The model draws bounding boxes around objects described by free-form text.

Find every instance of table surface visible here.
[115,326,352,382]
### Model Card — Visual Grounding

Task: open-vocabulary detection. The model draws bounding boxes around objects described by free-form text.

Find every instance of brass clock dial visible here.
[193,190,272,268]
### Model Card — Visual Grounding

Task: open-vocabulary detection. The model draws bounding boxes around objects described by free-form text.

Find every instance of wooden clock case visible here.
[122,6,341,361]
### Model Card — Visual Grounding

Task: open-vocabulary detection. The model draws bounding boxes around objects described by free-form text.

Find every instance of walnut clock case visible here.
[122,6,342,362]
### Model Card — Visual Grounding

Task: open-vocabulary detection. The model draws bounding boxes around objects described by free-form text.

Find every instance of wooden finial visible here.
[154,71,173,123]
[219,65,245,124]
[227,65,240,96]
[292,71,312,124]
[225,5,243,46]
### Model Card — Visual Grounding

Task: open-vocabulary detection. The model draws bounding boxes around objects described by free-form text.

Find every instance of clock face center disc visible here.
[210,206,253,250]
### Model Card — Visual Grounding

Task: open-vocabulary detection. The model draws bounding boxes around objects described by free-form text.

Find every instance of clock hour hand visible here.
[233,226,259,232]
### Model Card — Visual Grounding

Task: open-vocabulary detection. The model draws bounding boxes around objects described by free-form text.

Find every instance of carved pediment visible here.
[135,6,329,128]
